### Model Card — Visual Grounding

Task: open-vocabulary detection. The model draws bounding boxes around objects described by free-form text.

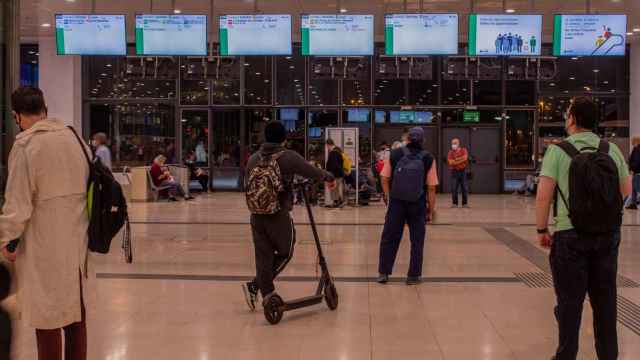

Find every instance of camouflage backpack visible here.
[245,151,285,214]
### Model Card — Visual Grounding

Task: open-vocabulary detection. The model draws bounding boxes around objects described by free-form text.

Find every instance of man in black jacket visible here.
[325,139,345,208]
[242,121,335,311]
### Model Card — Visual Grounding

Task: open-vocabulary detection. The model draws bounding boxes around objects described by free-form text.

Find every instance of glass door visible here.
[210,110,242,191]
[181,110,210,167]
[307,109,339,165]
[504,110,535,170]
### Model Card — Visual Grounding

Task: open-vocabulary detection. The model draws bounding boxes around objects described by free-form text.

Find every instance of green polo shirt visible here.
[540,132,630,231]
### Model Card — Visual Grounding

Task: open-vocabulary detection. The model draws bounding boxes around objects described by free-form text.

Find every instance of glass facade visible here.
[82,43,631,192]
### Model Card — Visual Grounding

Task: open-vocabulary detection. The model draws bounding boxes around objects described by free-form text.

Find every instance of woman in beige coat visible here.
[0,87,89,360]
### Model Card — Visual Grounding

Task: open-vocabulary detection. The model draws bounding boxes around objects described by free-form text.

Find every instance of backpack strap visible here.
[555,141,580,159]
[597,139,610,155]
[552,141,577,217]
[67,126,93,168]
[401,146,411,157]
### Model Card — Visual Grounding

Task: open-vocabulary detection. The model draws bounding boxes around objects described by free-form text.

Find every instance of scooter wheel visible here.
[324,282,339,311]
[263,294,284,325]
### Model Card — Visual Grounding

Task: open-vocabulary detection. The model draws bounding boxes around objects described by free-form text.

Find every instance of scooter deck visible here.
[280,294,324,311]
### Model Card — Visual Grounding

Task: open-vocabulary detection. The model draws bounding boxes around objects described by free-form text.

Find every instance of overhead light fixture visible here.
[627,32,633,36]
[41,23,51,27]
[505,9,516,13]
[174,9,181,14]
[340,8,348,13]
[634,28,640,32]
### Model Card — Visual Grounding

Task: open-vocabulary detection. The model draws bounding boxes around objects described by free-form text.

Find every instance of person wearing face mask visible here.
[536,97,631,360]
[92,132,112,171]
[447,138,469,208]
[1,86,92,360]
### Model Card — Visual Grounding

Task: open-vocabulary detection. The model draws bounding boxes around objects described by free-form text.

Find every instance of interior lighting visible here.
[340,8,348,13]
[41,23,51,27]
[174,9,182,14]
[505,9,516,13]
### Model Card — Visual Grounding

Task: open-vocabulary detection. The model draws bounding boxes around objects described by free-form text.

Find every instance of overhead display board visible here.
[385,14,458,55]
[219,14,292,56]
[553,14,626,56]
[301,14,374,56]
[55,14,127,55]
[390,111,433,124]
[135,14,207,55]
[468,14,542,56]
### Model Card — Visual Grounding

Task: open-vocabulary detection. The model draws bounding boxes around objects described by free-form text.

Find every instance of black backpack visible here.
[555,139,623,235]
[69,128,132,263]
[390,147,431,202]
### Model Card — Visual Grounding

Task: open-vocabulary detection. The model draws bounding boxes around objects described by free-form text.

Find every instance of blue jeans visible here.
[378,195,427,277]
[631,174,640,205]
[451,170,468,206]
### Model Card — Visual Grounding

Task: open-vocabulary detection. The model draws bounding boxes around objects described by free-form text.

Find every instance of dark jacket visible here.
[326,148,345,178]
[630,145,640,174]
[0,308,10,360]
[246,143,334,212]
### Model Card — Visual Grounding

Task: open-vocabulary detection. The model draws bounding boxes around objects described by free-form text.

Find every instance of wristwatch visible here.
[536,228,549,235]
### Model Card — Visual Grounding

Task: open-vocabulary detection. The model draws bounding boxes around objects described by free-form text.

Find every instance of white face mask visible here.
[451,144,459,150]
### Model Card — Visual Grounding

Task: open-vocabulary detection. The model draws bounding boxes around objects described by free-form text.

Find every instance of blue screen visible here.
[347,109,370,123]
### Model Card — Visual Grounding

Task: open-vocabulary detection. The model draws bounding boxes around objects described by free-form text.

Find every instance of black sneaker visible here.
[626,204,638,210]
[406,276,422,286]
[377,274,389,284]
[168,197,178,202]
[242,281,259,311]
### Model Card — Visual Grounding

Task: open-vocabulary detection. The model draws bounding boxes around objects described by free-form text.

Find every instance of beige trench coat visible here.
[0,118,90,329]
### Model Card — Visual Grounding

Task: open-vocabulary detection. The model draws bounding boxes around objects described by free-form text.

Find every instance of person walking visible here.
[0,86,93,360]
[536,97,631,360]
[92,132,112,171]
[377,127,438,285]
[626,136,640,209]
[325,139,345,208]
[447,138,470,208]
[242,121,335,311]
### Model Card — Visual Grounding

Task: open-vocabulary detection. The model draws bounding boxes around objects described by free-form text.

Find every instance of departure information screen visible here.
[55,15,126,55]
[553,14,626,56]
[385,14,458,55]
[468,14,542,56]
[220,15,292,55]
[301,15,374,56]
[136,15,207,55]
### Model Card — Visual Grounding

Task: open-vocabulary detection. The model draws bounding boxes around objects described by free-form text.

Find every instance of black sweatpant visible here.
[550,229,620,360]
[250,211,296,297]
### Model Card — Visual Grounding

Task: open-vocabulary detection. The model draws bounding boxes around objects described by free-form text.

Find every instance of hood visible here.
[15,118,67,141]
[260,142,285,155]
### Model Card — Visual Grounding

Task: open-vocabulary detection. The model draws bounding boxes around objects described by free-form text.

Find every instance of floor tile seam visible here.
[414,286,447,360]
[478,307,519,360]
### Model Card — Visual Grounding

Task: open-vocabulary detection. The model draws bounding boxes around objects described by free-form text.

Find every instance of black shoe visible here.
[377,274,389,284]
[242,281,259,311]
[184,195,195,201]
[168,197,178,202]
[406,276,422,286]
[626,204,638,210]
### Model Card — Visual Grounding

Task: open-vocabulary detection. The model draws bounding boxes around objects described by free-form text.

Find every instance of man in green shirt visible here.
[536,97,631,360]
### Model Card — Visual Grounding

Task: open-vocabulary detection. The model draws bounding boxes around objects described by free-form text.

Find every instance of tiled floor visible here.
[5,193,640,359]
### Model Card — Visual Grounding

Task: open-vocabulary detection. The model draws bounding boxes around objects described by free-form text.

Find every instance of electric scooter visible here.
[262,180,339,325]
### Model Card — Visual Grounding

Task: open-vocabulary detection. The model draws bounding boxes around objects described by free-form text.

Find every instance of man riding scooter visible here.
[243,121,335,312]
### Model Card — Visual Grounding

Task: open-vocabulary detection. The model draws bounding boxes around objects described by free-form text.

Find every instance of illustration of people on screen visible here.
[603,25,612,39]
[529,36,537,54]
[596,35,605,48]
[495,34,502,53]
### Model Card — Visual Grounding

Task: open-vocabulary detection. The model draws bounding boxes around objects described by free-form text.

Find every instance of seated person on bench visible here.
[150,155,194,201]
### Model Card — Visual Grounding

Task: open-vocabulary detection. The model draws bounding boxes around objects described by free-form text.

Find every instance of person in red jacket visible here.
[447,138,469,207]
[150,155,194,201]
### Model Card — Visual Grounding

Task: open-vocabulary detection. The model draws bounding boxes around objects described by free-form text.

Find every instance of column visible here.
[38,36,83,130]
[630,39,640,144]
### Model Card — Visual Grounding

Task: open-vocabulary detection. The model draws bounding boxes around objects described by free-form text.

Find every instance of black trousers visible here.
[378,195,427,278]
[250,211,296,297]
[550,229,620,360]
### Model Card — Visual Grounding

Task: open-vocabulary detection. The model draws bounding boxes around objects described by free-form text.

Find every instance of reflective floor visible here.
[5,193,640,359]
